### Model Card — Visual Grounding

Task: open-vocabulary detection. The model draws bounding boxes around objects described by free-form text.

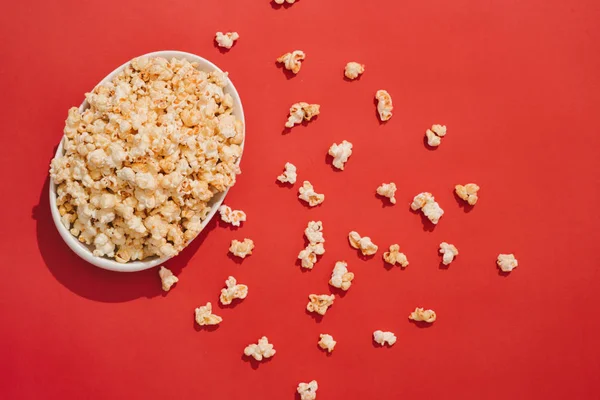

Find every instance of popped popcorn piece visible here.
[373,330,396,346]
[297,380,318,400]
[219,205,247,227]
[305,221,325,244]
[497,254,518,272]
[195,302,222,326]
[425,124,447,147]
[229,238,254,258]
[158,266,178,291]
[328,140,353,170]
[219,276,248,305]
[455,183,480,205]
[298,181,325,207]
[276,50,306,74]
[298,243,325,269]
[277,162,297,184]
[318,334,336,352]
[375,90,393,121]
[409,307,437,323]
[410,192,444,224]
[383,244,409,267]
[439,242,459,265]
[285,102,320,129]
[344,62,365,80]
[215,32,239,49]
[348,231,378,255]
[376,182,397,204]
[307,294,335,315]
[329,261,354,291]
[244,336,276,361]
[274,0,296,4]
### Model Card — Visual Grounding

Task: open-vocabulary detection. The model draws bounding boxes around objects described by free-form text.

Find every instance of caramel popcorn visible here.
[219,205,247,227]
[410,192,444,224]
[373,330,396,346]
[277,50,306,74]
[409,307,437,323]
[49,57,243,263]
[348,231,378,255]
[229,238,254,258]
[298,181,325,206]
[329,261,354,291]
[376,182,397,204]
[307,294,335,315]
[297,380,318,400]
[195,302,222,326]
[219,276,248,305]
[375,90,393,121]
[455,183,480,205]
[383,244,408,267]
[158,266,178,291]
[439,242,458,265]
[215,32,239,49]
[328,140,353,170]
[497,254,518,272]
[318,334,336,352]
[244,336,276,361]
[285,102,320,129]
[425,124,447,147]
[344,62,365,79]
[277,162,297,184]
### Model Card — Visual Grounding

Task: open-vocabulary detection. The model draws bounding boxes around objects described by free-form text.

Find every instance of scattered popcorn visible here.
[410,192,444,224]
[409,307,437,323]
[373,330,396,346]
[285,102,320,129]
[344,62,365,80]
[439,242,459,265]
[297,380,318,400]
[219,276,248,305]
[298,181,325,206]
[455,183,480,205]
[348,231,378,255]
[376,182,397,204]
[276,50,306,74]
[215,32,239,49]
[425,124,447,147]
[305,221,325,244]
[383,244,409,267]
[195,302,222,326]
[375,90,393,121]
[497,254,518,272]
[219,205,247,227]
[318,334,336,352]
[329,261,354,291]
[277,162,297,184]
[158,266,178,291]
[328,140,353,170]
[307,294,335,315]
[274,0,296,4]
[229,238,254,258]
[298,243,325,269]
[244,336,276,361]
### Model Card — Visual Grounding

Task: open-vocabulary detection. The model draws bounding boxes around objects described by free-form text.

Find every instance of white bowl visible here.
[49,50,245,272]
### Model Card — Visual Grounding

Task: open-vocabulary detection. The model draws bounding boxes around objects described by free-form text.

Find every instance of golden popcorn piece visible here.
[455,183,480,205]
[244,336,276,361]
[375,90,393,121]
[425,124,447,147]
[439,242,459,265]
[411,192,444,224]
[376,182,397,204]
[373,330,396,346]
[307,294,335,315]
[277,162,297,184]
[409,307,437,323]
[219,205,247,227]
[318,334,336,353]
[158,266,179,291]
[215,32,239,49]
[219,276,248,305]
[328,140,353,170]
[344,62,365,79]
[277,50,306,74]
[297,380,318,400]
[329,261,354,291]
[383,244,409,267]
[497,254,518,272]
[195,302,222,326]
[298,181,325,206]
[229,239,255,258]
[348,231,378,255]
[285,102,320,129]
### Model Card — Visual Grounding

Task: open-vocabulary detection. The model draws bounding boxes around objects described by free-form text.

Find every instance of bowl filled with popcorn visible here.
[49,51,245,272]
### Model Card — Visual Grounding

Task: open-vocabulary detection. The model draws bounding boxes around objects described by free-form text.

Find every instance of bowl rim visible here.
[49,50,245,272]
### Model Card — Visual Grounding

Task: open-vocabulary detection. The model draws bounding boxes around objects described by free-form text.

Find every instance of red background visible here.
[2,0,600,398]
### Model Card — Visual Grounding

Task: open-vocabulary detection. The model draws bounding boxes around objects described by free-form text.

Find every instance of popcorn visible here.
[348,231,378,255]
[298,243,325,269]
[307,294,335,315]
[298,181,325,206]
[305,221,325,244]
[373,330,396,346]
[328,140,353,170]
[276,50,306,74]
[439,242,458,265]
[383,244,408,267]
[497,254,518,272]
[455,183,480,205]
[277,162,297,184]
[220,276,248,305]
[219,205,247,227]
[344,62,365,79]
[285,102,320,129]
[329,261,354,291]
[410,192,444,224]
[409,307,437,323]
[425,124,447,147]
[375,90,393,121]
[195,302,222,326]
[297,381,318,400]
[274,0,296,4]
[215,32,239,49]
[244,336,276,361]
[376,182,397,204]
[158,266,178,291]
[229,238,254,258]
[318,334,336,352]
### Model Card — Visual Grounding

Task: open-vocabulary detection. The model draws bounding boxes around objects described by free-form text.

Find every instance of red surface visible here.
[1,0,600,398]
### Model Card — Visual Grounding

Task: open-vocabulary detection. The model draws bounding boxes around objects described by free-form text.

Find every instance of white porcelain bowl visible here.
[49,50,245,272]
